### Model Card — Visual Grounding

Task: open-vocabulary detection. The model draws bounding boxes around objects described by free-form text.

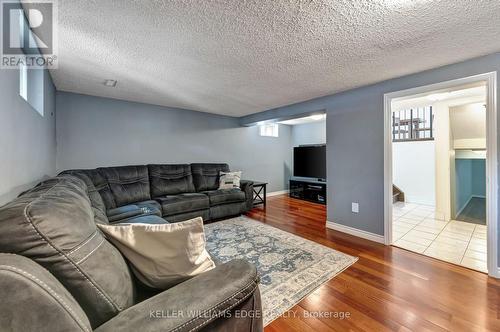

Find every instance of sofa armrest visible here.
[0,254,92,332]
[95,259,262,332]
[240,180,254,211]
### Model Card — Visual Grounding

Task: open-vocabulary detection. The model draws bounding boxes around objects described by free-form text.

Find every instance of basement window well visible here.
[259,123,279,137]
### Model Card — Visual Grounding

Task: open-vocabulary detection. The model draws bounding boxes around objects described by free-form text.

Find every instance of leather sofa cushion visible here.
[107,200,161,223]
[94,260,260,332]
[59,170,107,217]
[149,164,195,197]
[123,215,168,224]
[98,166,151,207]
[135,200,162,215]
[60,169,116,210]
[209,202,247,220]
[107,205,142,223]
[204,189,246,206]
[0,176,135,328]
[163,210,210,223]
[94,208,109,225]
[191,163,230,192]
[156,193,209,217]
[59,170,110,225]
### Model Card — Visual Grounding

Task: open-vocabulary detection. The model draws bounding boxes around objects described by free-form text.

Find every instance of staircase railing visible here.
[393,106,434,142]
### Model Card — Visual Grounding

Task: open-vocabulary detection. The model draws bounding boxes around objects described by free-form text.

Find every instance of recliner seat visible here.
[61,163,253,224]
[0,172,263,331]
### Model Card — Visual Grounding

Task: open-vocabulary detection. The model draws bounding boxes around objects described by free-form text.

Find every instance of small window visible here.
[259,123,279,137]
[19,64,28,101]
[16,11,44,116]
[19,64,44,116]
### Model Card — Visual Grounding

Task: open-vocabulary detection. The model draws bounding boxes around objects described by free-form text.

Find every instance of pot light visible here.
[104,79,117,87]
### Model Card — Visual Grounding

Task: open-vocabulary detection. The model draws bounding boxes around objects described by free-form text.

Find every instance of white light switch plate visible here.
[352,202,359,213]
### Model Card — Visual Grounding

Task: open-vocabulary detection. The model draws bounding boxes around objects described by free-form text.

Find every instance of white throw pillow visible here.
[219,171,242,189]
[97,217,215,289]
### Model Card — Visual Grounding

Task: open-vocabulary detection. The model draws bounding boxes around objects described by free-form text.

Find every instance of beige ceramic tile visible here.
[396,217,421,226]
[400,233,434,247]
[461,256,487,272]
[438,230,472,242]
[424,246,463,264]
[463,249,487,262]
[412,225,443,235]
[467,242,487,254]
[394,239,427,253]
[433,235,469,247]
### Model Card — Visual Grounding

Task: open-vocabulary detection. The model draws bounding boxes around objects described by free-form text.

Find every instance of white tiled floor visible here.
[392,202,487,273]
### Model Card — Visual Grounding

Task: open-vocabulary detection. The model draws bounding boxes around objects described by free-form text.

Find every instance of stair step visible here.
[393,193,399,204]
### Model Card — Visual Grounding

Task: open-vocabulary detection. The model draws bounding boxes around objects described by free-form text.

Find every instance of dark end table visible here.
[250,181,267,207]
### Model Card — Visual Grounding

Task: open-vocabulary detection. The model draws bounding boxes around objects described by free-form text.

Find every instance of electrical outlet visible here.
[352,202,359,213]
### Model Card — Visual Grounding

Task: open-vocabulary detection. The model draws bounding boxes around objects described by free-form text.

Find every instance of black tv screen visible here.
[293,145,326,180]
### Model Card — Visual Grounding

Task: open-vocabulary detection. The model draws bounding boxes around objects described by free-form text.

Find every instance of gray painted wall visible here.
[291,120,326,147]
[0,69,56,206]
[56,92,292,192]
[240,52,500,266]
[455,158,486,216]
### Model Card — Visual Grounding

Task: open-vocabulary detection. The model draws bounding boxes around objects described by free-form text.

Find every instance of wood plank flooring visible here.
[245,195,500,332]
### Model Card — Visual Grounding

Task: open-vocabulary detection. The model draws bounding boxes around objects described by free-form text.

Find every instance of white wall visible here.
[434,102,452,220]
[393,140,436,206]
[450,102,486,149]
[291,120,326,147]
[0,69,56,206]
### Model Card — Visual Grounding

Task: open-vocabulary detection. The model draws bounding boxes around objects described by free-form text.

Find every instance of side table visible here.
[251,181,267,207]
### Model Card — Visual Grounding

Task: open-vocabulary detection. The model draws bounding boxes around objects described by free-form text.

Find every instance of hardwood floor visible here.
[245,195,500,332]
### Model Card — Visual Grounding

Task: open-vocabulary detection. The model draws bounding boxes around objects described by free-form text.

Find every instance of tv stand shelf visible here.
[289,179,326,204]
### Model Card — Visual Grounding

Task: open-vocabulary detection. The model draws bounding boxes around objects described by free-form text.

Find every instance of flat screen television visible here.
[293,145,326,180]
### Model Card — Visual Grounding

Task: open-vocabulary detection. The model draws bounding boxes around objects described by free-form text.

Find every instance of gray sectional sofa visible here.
[61,163,254,224]
[0,163,262,332]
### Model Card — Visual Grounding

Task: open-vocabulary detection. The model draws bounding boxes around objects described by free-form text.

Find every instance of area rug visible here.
[204,216,358,325]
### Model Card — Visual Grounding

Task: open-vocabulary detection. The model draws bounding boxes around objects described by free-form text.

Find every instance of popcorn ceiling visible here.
[51,0,500,116]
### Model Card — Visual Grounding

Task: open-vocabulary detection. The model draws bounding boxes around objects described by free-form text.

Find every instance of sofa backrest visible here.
[191,163,230,192]
[98,165,151,207]
[0,176,136,328]
[59,170,109,224]
[61,169,117,210]
[148,164,196,197]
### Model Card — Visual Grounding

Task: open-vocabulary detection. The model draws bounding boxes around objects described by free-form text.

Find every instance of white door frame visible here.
[383,72,498,278]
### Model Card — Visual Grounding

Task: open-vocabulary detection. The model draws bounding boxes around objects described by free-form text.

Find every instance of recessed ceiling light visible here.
[104,79,117,87]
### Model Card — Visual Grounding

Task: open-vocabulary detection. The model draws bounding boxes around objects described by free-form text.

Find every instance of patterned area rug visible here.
[204,216,358,325]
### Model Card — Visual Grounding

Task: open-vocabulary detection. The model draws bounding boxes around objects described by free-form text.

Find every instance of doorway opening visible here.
[384,73,498,277]
[279,113,327,206]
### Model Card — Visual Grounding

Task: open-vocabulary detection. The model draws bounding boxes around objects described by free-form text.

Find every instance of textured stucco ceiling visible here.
[51,0,500,116]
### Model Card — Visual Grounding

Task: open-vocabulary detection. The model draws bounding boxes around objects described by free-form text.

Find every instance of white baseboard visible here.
[326,221,385,244]
[491,267,500,279]
[267,190,289,197]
